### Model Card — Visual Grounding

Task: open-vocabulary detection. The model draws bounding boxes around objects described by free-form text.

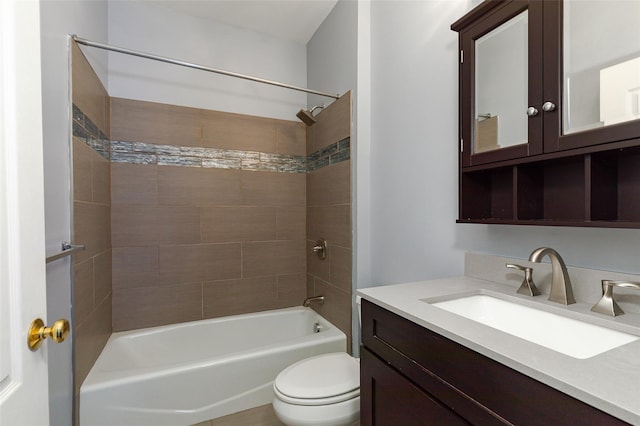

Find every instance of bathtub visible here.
[79,307,346,426]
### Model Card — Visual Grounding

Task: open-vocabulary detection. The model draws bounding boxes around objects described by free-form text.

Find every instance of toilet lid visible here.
[274,352,360,400]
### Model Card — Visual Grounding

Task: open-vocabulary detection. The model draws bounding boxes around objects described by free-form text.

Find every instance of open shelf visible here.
[459,146,640,227]
[588,146,640,224]
[460,166,513,220]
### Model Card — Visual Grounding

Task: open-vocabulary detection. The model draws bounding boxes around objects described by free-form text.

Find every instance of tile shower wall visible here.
[70,42,112,416]
[110,98,308,331]
[305,93,353,350]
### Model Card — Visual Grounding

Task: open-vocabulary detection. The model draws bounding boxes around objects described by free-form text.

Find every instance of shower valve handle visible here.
[312,239,327,260]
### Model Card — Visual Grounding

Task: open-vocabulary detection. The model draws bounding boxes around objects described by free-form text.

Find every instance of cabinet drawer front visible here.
[361,347,470,426]
[361,299,629,426]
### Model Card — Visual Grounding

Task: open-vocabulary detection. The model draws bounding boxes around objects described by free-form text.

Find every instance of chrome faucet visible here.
[303,295,325,307]
[528,247,576,305]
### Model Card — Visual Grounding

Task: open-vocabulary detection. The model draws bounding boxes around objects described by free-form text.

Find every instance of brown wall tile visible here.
[203,277,278,318]
[158,166,203,206]
[73,138,92,202]
[157,206,201,244]
[307,160,351,207]
[111,163,158,206]
[71,42,109,135]
[73,259,94,327]
[74,201,110,262]
[113,284,201,331]
[94,250,112,303]
[112,206,201,248]
[307,92,351,154]
[104,94,354,339]
[158,166,242,206]
[308,276,352,352]
[75,294,111,388]
[276,206,305,240]
[111,97,201,146]
[158,243,241,286]
[307,239,330,282]
[307,205,351,249]
[243,240,306,278]
[202,206,276,242]
[242,171,305,206]
[276,273,307,308]
[304,92,352,348]
[201,110,277,152]
[92,151,111,205]
[276,121,306,156]
[330,246,352,293]
[111,205,158,247]
[112,246,159,289]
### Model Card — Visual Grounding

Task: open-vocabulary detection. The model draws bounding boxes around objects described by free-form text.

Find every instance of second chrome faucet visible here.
[507,247,576,305]
[529,247,575,305]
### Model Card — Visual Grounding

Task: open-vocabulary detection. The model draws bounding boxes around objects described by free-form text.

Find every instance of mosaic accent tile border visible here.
[72,104,350,173]
[307,138,350,172]
[110,141,307,173]
[72,104,110,160]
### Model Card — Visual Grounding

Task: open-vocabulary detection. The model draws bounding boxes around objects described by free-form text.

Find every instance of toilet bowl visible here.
[273,298,362,426]
[272,352,360,426]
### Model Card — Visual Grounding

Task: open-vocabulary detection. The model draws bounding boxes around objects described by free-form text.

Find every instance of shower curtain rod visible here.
[72,35,340,100]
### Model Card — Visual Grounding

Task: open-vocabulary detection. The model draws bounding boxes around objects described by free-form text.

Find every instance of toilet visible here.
[272,352,360,426]
[272,299,362,426]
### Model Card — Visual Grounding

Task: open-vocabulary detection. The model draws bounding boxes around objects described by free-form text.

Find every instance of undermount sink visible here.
[427,294,638,359]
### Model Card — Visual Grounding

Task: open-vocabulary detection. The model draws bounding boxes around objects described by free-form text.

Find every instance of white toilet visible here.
[272,352,360,426]
[272,299,361,426]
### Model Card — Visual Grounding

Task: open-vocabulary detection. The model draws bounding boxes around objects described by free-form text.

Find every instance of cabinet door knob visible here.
[542,101,556,112]
[526,106,539,117]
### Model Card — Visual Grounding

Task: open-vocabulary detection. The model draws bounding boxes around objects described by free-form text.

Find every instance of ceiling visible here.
[142,0,339,44]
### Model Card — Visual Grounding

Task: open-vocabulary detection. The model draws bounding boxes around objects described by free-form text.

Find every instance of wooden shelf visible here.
[459,146,640,227]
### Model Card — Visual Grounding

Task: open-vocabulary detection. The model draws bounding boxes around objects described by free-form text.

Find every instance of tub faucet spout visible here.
[303,296,325,307]
[528,247,575,305]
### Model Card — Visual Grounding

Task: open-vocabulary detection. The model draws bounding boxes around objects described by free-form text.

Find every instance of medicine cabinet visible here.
[452,0,640,227]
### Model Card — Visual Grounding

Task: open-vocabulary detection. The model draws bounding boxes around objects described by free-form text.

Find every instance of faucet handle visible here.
[506,263,541,297]
[590,280,640,317]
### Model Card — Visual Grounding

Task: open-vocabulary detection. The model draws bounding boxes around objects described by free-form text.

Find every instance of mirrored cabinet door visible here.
[457,0,543,167]
[563,1,640,133]
[557,0,640,150]
[474,10,528,154]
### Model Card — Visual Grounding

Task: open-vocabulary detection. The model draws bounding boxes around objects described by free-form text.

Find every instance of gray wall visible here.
[40,0,108,423]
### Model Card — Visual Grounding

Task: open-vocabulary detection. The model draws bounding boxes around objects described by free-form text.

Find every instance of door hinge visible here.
[460,50,464,64]
[460,139,464,152]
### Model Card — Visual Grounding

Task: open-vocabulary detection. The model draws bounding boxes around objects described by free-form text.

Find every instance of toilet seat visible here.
[274,353,360,406]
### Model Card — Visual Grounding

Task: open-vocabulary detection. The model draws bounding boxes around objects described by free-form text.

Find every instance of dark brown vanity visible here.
[360,299,630,425]
[452,0,640,227]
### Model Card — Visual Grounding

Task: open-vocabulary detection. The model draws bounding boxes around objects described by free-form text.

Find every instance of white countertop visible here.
[357,277,640,425]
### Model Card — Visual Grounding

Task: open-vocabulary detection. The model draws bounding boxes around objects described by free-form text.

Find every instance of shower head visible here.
[296,105,324,126]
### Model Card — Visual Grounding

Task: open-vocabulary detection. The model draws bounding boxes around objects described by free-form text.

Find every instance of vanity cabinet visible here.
[452,0,640,227]
[360,299,629,425]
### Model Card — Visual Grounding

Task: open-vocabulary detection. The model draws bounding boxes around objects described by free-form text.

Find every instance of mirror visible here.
[563,0,640,134]
[474,10,528,154]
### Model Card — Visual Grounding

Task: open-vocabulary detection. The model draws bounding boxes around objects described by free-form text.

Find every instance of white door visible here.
[0,0,50,425]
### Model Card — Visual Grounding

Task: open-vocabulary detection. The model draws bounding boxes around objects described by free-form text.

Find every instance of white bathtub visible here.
[80,307,346,426]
